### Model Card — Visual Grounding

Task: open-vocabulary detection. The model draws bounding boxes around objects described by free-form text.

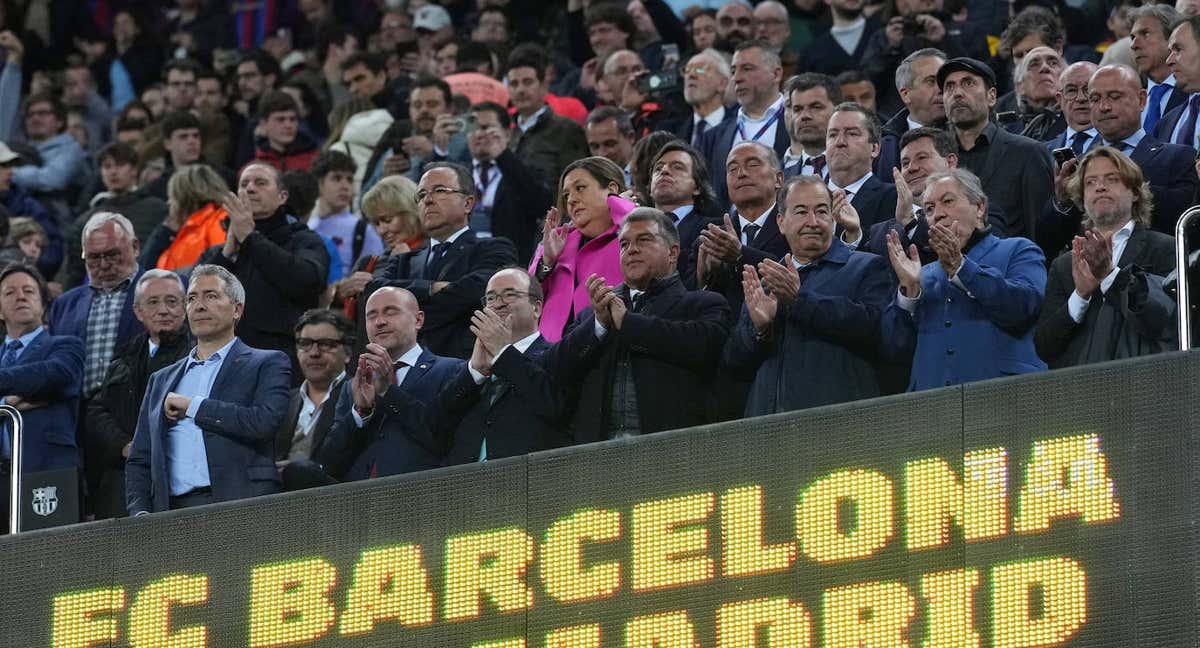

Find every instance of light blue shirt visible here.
[0,326,41,459]
[1100,127,1145,153]
[166,337,238,496]
[670,204,695,227]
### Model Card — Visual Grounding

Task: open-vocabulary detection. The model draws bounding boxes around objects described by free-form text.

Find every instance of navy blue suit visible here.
[317,347,465,480]
[844,174,897,235]
[0,330,84,472]
[125,339,292,514]
[48,268,145,355]
[880,233,1047,391]
[666,107,737,149]
[697,106,791,207]
[1151,96,1196,146]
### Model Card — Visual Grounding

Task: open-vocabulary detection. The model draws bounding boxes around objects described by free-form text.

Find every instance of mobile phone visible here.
[636,69,679,95]
[1052,146,1076,165]
[454,113,478,135]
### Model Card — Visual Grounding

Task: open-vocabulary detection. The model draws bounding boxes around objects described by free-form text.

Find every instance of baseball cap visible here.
[413,5,451,32]
[936,57,996,90]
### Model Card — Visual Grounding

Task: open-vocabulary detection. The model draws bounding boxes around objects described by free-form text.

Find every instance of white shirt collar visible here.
[190,336,238,364]
[737,202,776,228]
[512,331,541,354]
[906,116,925,131]
[300,371,345,409]
[430,226,470,248]
[695,105,725,128]
[669,204,695,223]
[1149,73,1176,90]
[394,344,424,368]
[739,94,784,122]
[517,105,549,132]
[829,171,873,195]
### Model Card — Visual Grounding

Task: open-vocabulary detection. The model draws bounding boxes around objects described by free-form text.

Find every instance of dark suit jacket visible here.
[316,347,465,480]
[490,149,554,265]
[368,230,517,360]
[273,373,348,462]
[697,105,791,206]
[1034,227,1176,368]
[845,173,897,235]
[48,267,145,362]
[675,201,724,289]
[799,17,881,76]
[1151,98,1194,145]
[957,121,1054,240]
[566,274,731,443]
[865,215,936,265]
[125,339,292,514]
[704,205,790,316]
[668,107,737,148]
[0,329,84,472]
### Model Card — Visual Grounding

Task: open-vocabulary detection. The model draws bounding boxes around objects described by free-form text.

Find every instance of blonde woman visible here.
[139,164,229,272]
[336,175,424,319]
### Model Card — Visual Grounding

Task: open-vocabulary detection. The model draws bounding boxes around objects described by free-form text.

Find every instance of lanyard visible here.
[737,102,784,143]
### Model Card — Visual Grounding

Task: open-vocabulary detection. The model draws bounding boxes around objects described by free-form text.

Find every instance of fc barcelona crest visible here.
[31,486,57,517]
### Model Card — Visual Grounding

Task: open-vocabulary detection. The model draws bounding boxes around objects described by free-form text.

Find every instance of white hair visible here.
[81,211,136,247]
[692,48,732,80]
[133,269,185,304]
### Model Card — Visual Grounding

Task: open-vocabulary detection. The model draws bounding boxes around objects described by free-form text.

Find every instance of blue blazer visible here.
[881,233,1047,391]
[0,329,83,472]
[317,347,465,480]
[48,267,145,352]
[1151,98,1195,146]
[125,339,292,514]
[697,105,791,207]
[847,174,897,235]
[1123,135,1198,234]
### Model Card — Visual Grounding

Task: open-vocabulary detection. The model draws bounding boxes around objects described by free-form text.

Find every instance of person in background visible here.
[0,141,62,280]
[307,150,385,279]
[0,217,46,267]
[253,91,320,172]
[139,164,229,273]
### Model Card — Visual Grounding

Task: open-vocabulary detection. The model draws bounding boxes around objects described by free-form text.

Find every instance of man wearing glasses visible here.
[670,50,734,149]
[49,212,145,398]
[367,162,516,360]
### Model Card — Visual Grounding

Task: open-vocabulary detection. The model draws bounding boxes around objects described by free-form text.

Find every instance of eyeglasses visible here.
[681,63,710,76]
[296,337,345,352]
[1061,86,1089,101]
[481,289,534,307]
[416,186,469,202]
[82,249,124,267]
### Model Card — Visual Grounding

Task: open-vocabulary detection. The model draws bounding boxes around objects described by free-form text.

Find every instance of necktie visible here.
[1070,130,1090,155]
[628,292,642,313]
[1116,141,1133,155]
[692,119,708,147]
[808,154,826,179]
[1144,83,1172,133]
[425,242,446,278]
[1174,94,1200,147]
[478,160,491,190]
[1,340,22,460]
[667,211,679,225]
[392,358,409,385]
[742,223,761,246]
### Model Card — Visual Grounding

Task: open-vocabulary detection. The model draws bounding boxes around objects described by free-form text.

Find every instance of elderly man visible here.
[672,49,735,148]
[274,309,352,475]
[723,175,893,415]
[1035,147,1176,368]
[698,40,788,205]
[941,57,1054,239]
[84,269,190,519]
[50,213,145,396]
[781,73,841,180]
[1006,45,1066,137]
[878,48,947,171]
[126,265,291,514]
[882,168,1047,390]
[199,162,330,368]
[1043,61,1099,153]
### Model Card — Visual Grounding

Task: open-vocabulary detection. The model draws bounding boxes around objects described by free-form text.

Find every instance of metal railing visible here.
[1176,206,1200,350]
[2,404,24,534]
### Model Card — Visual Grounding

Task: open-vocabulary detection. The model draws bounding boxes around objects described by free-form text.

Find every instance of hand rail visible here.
[1176,206,1200,350]
[2,404,24,534]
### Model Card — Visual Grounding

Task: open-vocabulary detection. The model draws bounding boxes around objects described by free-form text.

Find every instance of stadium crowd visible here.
[0,0,1190,522]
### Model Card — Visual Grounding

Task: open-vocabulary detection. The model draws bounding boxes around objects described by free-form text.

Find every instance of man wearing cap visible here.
[940,57,1054,240]
[414,5,454,59]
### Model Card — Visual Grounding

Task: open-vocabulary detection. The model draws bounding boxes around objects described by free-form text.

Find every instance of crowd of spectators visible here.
[0,0,1191,523]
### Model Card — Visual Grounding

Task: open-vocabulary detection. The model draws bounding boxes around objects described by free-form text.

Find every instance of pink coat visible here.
[529,195,636,341]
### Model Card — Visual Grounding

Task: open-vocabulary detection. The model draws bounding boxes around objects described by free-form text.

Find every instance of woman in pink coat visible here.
[529,156,634,341]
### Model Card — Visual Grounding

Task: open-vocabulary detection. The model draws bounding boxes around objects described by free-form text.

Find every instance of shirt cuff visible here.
[594,320,608,339]
[1067,291,1090,323]
[896,287,920,313]
[842,230,863,249]
[1098,265,1120,294]
[468,363,487,384]
[351,407,368,428]
[185,397,203,418]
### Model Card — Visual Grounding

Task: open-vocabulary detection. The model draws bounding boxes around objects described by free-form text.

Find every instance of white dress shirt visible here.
[1067,220,1134,322]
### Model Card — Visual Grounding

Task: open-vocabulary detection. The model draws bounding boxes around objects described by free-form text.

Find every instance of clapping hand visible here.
[928,222,963,277]
[541,207,570,267]
[699,213,742,262]
[831,189,861,243]
[757,255,800,305]
[586,273,616,329]
[471,307,512,356]
[893,167,916,226]
[742,265,777,334]
[886,229,923,298]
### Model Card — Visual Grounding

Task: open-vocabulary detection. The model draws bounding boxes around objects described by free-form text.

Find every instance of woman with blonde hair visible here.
[337,175,425,320]
[139,164,229,272]
[530,156,636,342]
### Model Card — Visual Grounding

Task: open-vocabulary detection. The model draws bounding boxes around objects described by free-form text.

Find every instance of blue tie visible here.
[424,242,446,278]
[1174,94,1200,147]
[1070,130,1090,155]
[692,119,708,147]
[1144,83,1171,133]
[1,340,22,460]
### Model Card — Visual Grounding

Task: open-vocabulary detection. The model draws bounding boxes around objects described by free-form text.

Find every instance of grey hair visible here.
[81,211,136,247]
[925,168,989,208]
[1014,46,1064,85]
[692,48,732,80]
[1128,3,1179,36]
[895,48,947,91]
[620,207,681,247]
[134,268,185,304]
[190,264,246,306]
[755,0,788,19]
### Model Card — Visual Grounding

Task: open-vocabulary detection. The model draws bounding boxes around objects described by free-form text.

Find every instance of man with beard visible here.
[800,0,883,76]
[940,57,1054,239]
[781,73,841,181]
[878,48,946,172]
[84,270,190,519]
[1035,147,1176,368]
[716,2,756,50]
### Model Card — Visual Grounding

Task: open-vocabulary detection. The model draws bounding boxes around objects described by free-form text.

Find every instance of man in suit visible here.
[941,57,1055,239]
[84,269,190,519]
[698,40,789,206]
[1128,5,1187,134]
[825,102,898,236]
[1035,147,1177,368]
[126,264,292,514]
[1043,62,1099,153]
[566,208,730,440]
[0,264,85,530]
[1159,15,1200,148]
[673,49,734,148]
[465,101,553,264]
[275,310,351,476]
[863,127,958,264]
[649,141,723,287]
[49,212,145,398]
[781,73,840,181]
[723,176,893,415]
[1045,64,1198,257]
[882,168,1047,391]
[878,48,947,173]
[315,287,465,480]
[368,162,517,360]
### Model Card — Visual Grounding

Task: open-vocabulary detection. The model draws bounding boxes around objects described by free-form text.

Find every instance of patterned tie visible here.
[1144,83,1171,133]
[1,340,22,460]
[742,223,761,246]
[1173,94,1200,147]
[808,154,827,179]
[692,119,708,147]
[1070,130,1090,155]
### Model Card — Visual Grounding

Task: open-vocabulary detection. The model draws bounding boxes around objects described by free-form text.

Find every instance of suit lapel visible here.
[310,375,346,452]
[1120,228,1146,269]
[434,231,476,281]
[400,349,435,391]
[209,339,249,399]
[408,245,431,279]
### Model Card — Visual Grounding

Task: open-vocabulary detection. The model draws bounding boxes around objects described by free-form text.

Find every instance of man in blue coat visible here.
[723,175,894,416]
[126,264,292,514]
[882,168,1047,390]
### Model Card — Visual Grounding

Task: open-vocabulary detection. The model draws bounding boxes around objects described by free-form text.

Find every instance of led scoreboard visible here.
[3,352,1198,647]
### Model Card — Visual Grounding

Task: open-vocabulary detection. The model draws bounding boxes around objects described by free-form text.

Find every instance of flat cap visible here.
[936,57,996,89]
